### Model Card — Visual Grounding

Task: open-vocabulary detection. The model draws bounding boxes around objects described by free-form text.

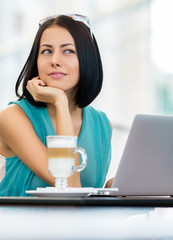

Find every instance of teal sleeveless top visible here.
[0,99,111,196]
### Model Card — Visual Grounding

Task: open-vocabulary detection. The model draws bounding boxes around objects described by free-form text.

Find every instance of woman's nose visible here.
[51,53,61,67]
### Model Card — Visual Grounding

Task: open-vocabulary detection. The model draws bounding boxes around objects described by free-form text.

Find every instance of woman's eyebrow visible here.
[40,44,52,48]
[40,43,75,48]
[60,43,75,48]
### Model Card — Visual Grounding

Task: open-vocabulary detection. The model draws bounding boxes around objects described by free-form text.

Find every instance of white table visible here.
[1,199,173,239]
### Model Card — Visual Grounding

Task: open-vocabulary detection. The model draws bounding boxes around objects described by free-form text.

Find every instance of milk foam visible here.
[47,136,77,148]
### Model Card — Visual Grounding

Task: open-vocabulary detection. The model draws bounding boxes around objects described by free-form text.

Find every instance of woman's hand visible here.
[105,178,114,188]
[26,76,68,106]
[27,77,75,135]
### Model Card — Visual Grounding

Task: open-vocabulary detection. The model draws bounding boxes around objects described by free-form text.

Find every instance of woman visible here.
[0,14,113,196]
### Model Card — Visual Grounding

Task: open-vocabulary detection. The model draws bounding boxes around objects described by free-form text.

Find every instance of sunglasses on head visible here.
[39,13,93,39]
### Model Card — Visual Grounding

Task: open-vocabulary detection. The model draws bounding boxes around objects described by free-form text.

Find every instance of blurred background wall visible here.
[0,0,173,180]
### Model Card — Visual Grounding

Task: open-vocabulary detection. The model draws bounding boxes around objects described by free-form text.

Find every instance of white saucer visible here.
[25,187,119,197]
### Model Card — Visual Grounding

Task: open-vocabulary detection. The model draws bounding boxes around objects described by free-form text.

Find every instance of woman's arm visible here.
[26,78,75,135]
[104,121,114,188]
[0,104,55,186]
[25,77,81,187]
[0,103,81,187]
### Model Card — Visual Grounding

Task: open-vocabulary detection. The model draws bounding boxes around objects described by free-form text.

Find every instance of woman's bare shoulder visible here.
[0,104,31,132]
[0,104,32,156]
[0,103,23,114]
[0,103,26,118]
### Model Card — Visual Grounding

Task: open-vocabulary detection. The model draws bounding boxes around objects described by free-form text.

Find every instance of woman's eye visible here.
[41,49,52,54]
[64,49,75,54]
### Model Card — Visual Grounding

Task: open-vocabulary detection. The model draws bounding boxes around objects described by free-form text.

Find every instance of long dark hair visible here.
[15,15,103,108]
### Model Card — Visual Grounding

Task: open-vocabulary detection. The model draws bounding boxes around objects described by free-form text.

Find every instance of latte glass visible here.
[46,135,87,189]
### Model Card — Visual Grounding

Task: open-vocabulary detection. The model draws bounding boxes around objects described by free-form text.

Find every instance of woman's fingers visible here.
[26,77,67,105]
[26,77,47,101]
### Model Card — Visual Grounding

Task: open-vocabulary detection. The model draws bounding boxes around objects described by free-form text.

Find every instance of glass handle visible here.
[73,147,87,172]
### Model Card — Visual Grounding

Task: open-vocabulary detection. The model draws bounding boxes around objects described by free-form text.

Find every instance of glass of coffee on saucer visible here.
[46,135,87,189]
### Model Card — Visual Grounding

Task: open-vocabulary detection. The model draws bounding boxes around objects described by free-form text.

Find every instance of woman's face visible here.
[37,25,80,95]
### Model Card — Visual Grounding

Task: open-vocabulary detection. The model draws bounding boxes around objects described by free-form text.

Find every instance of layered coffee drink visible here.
[46,135,87,189]
[48,148,75,178]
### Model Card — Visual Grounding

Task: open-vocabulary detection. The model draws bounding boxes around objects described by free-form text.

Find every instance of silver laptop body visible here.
[112,114,173,196]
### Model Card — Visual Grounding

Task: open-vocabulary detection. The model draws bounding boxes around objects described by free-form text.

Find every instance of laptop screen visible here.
[112,114,173,196]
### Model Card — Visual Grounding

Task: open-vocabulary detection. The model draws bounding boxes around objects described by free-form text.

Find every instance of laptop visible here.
[111,114,173,197]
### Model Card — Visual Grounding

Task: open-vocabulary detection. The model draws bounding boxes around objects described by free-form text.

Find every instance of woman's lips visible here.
[49,71,67,79]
